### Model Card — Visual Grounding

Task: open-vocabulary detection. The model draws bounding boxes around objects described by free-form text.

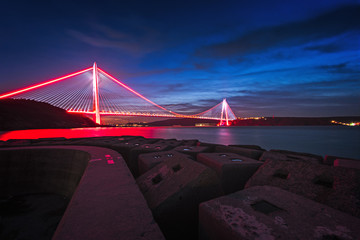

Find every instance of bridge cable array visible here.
[0,63,236,125]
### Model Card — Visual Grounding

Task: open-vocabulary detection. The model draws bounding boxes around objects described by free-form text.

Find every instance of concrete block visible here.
[138,150,193,175]
[265,149,323,163]
[136,157,223,240]
[245,159,360,218]
[66,136,142,147]
[128,143,174,177]
[5,139,32,146]
[180,139,199,146]
[173,145,211,158]
[324,155,340,165]
[154,139,183,148]
[199,186,360,240]
[334,158,360,170]
[197,153,263,194]
[110,137,159,156]
[199,142,224,152]
[324,155,356,166]
[229,144,265,150]
[216,145,264,160]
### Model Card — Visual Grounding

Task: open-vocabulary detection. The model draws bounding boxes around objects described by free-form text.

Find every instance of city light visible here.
[331,120,360,126]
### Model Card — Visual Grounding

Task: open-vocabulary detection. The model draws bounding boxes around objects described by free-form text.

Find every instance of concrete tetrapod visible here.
[138,150,193,176]
[215,145,265,160]
[137,157,223,240]
[199,186,360,240]
[197,152,263,194]
[245,158,360,218]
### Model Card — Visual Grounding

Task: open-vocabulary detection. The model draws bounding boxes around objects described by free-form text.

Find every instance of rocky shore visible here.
[0,136,359,240]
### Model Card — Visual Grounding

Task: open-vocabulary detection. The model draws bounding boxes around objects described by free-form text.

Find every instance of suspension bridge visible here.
[0,63,236,126]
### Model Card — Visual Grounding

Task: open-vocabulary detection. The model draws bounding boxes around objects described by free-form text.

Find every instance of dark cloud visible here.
[317,62,360,74]
[157,83,187,93]
[296,78,360,89]
[121,67,186,79]
[304,43,342,53]
[228,93,360,117]
[196,5,360,58]
[67,23,162,57]
[162,103,206,114]
[193,62,215,71]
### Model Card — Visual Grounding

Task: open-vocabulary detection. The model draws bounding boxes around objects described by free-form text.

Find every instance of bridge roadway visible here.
[67,110,222,120]
[0,145,165,240]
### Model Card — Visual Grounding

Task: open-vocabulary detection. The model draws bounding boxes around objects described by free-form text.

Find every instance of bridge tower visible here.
[219,98,230,126]
[92,62,101,124]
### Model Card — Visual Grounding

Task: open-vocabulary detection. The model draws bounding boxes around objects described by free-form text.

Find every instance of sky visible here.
[0,0,359,117]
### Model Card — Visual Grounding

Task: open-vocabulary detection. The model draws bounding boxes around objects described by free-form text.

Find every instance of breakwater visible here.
[0,136,359,239]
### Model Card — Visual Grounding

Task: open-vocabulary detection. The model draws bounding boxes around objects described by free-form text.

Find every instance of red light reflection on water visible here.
[0,127,162,141]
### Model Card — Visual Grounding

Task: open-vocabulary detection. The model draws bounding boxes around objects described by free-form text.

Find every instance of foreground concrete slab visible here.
[1,146,165,240]
[197,153,263,194]
[245,159,360,218]
[53,146,165,240]
[199,186,360,240]
[137,157,223,240]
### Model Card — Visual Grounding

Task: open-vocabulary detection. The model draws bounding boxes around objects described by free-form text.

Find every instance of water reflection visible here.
[0,126,359,159]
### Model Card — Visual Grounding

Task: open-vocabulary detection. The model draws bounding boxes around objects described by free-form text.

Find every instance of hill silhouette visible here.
[0,99,97,130]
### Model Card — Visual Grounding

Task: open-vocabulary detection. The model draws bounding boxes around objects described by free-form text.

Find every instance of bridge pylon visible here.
[92,62,101,124]
[219,99,231,126]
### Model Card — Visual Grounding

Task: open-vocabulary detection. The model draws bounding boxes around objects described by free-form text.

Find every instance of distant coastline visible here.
[1,99,359,130]
[141,116,360,127]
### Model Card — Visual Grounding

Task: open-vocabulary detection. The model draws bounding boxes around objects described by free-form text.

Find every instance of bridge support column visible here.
[220,99,229,126]
[93,62,101,125]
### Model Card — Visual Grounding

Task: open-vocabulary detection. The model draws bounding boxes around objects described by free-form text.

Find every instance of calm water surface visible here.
[0,126,359,159]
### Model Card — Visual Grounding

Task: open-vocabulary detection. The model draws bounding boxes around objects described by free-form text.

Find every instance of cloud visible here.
[317,62,360,74]
[67,23,161,56]
[121,67,186,79]
[158,83,186,93]
[161,103,205,114]
[227,91,360,117]
[195,5,360,58]
[304,43,342,53]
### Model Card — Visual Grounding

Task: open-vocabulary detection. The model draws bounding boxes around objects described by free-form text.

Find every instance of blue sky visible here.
[0,0,359,117]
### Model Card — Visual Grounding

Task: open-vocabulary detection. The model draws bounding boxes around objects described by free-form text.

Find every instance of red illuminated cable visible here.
[0,64,235,120]
[223,99,236,120]
[0,67,92,99]
[98,68,178,114]
[194,102,222,116]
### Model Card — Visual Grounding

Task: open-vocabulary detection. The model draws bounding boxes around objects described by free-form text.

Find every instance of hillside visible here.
[0,99,97,130]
